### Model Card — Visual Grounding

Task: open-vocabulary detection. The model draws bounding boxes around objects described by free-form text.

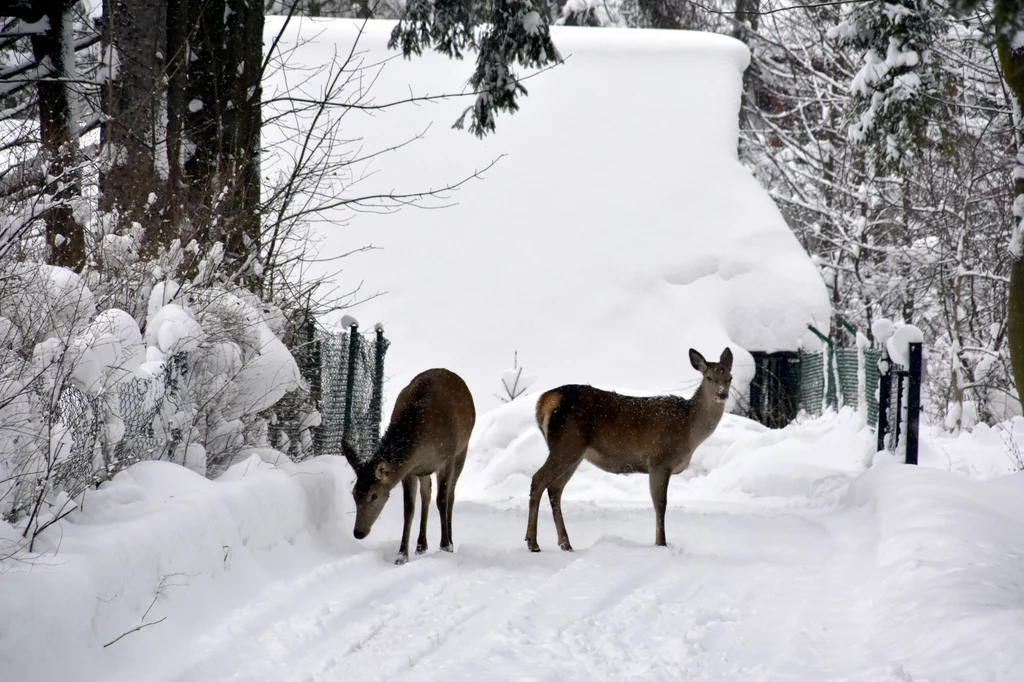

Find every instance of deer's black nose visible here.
[354,528,368,540]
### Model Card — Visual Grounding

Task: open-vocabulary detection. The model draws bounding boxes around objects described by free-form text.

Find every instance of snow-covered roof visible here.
[264,19,830,412]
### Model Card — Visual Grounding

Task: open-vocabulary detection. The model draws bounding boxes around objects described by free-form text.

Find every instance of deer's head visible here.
[690,347,733,404]
[343,441,393,540]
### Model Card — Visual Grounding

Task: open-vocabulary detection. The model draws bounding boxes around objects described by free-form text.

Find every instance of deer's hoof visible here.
[415,545,428,555]
[526,540,541,553]
[559,542,574,552]
[394,553,409,566]
[440,543,454,553]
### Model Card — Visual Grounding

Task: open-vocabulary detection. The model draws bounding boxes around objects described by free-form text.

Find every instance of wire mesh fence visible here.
[313,324,389,459]
[41,321,388,512]
[795,347,882,425]
[749,329,921,464]
[49,353,188,504]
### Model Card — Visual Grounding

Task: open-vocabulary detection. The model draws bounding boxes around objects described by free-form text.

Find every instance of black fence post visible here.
[368,326,388,447]
[893,371,905,453]
[343,322,360,444]
[906,341,922,465]
[877,348,891,452]
[305,316,324,458]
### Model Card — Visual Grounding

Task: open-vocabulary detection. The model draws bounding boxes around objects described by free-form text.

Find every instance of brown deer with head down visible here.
[526,347,733,552]
[343,368,475,564]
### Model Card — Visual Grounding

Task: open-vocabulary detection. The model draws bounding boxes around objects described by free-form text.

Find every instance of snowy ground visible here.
[4,408,1024,681]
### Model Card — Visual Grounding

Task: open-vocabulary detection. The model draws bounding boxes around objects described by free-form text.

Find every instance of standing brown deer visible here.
[526,347,733,552]
[343,368,475,565]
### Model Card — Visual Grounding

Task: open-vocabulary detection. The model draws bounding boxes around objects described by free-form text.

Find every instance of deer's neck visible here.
[686,382,726,436]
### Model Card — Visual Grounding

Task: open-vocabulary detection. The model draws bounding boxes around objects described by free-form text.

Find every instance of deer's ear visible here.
[342,440,360,471]
[375,460,392,482]
[719,347,733,370]
[689,348,708,373]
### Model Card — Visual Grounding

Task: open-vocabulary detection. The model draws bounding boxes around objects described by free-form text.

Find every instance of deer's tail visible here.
[535,390,563,443]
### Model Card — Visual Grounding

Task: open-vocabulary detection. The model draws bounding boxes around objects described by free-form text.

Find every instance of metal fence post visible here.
[368,326,388,447]
[343,323,360,444]
[906,342,922,465]
[305,316,325,458]
[877,347,891,452]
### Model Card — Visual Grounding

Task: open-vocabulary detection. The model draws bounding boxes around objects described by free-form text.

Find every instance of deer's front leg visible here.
[648,467,671,547]
[397,475,418,565]
[416,474,431,555]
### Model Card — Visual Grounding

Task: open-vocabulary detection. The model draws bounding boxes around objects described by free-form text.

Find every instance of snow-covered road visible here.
[7,410,1024,682]
[145,492,902,682]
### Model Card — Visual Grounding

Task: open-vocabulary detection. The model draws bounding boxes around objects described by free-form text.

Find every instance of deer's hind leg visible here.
[436,464,453,552]
[526,433,586,553]
[442,447,467,552]
[547,460,582,552]
[416,474,431,555]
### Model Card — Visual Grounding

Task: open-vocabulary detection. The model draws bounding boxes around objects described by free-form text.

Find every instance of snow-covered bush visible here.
[0,241,311,546]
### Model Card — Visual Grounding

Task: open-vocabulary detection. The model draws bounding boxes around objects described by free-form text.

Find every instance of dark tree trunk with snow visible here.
[29,0,85,270]
[180,0,263,283]
[637,0,679,29]
[99,0,167,235]
[224,0,264,285]
[158,0,189,256]
[731,0,758,130]
[996,32,1024,408]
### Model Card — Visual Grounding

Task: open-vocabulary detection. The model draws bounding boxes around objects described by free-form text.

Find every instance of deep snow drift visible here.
[262,19,832,413]
[4,406,1024,682]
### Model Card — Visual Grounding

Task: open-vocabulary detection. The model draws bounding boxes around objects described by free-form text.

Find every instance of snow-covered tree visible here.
[832,0,945,168]
[389,0,563,136]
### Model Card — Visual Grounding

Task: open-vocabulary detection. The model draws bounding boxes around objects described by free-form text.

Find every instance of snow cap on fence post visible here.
[886,324,924,367]
[871,318,895,345]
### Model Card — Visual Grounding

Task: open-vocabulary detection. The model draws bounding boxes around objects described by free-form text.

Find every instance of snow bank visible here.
[0,452,358,681]
[462,398,1024,506]
[5,401,1024,680]
[462,398,878,507]
[849,463,1024,677]
[263,19,831,414]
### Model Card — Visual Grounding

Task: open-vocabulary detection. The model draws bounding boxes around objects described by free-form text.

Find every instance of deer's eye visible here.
[370,493,378,502]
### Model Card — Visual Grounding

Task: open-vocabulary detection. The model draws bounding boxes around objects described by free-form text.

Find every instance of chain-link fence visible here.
[49,353,189,504]
[750,344,881,429]
[748,326,921,465]
[43,321,388,513]
[794,347,882,425]
[272,318,390,461]
[314,323,389,459]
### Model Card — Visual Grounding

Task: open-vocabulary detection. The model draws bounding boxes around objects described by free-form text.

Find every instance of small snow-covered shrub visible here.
[0,242,308,545]
[496,351,536,403]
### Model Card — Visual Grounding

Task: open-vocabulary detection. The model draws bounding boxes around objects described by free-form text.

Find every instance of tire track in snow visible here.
[174,554,462,681]
[157,490,890,682]
[395,544,683,682]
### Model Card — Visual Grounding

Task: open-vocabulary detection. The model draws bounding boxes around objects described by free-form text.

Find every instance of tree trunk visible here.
[997,34,1024,410]
[100,0,168,238]
[152,0,189,258]
[637,0,679,30]
[179,0,263,275]
[732,0,759,130]
[180,0,223,250]
[31,0,85,270]
[222,0,264,289]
